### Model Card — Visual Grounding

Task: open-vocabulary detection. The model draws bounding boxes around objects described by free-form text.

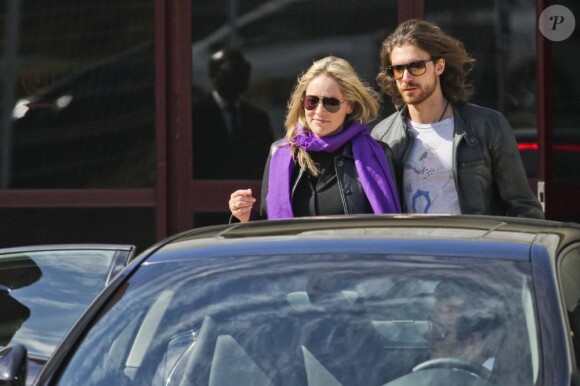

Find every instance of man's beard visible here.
[399,78,437,106]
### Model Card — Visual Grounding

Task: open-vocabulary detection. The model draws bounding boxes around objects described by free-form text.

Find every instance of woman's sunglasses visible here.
[385,58,436,80]
[302,95,345,113]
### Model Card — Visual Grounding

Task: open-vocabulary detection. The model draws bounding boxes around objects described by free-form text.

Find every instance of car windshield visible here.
[0,250,118,358]
[54,252,538,386]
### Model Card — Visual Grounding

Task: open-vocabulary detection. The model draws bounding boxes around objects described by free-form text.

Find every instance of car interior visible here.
[137,276,535,385]
[54,256,539,386]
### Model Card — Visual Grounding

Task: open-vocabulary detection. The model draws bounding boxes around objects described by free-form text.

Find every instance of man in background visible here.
[192,47,274,180]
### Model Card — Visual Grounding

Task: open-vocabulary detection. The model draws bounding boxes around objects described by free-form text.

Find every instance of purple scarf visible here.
[266,122,400,219]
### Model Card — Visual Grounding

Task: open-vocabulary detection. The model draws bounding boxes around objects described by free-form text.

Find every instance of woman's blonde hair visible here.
[284,56,380,175]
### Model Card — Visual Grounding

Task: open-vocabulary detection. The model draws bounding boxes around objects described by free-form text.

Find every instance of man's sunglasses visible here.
[385,58,436,80]
[302,95,345,113]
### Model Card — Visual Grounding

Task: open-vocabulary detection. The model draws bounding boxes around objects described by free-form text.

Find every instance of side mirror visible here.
[0,344,27,386]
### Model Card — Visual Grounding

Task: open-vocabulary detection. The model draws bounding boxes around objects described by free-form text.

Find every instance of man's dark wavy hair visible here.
[376,19,476,110]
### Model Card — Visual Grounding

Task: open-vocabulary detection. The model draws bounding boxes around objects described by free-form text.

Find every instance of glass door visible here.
[540,0,580,221]
[188,0,398,229]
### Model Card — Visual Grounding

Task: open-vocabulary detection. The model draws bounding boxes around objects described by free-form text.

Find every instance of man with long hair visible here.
[373,19,543,218]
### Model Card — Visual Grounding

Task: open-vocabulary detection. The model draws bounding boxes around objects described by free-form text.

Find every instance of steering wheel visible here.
[412,357,493,381]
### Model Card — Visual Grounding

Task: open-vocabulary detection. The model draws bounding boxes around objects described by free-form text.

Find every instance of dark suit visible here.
[192,94,275,179]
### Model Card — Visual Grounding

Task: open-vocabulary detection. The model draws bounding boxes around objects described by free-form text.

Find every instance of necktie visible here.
[225,105,240,141]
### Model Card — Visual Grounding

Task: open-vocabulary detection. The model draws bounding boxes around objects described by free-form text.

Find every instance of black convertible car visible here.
[2,215,580,385]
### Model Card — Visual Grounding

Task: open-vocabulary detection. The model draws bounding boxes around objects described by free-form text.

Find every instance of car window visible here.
[54,253,537,386]
[559,244,580,365]
[0,249,119,358]
[560,245,580,311]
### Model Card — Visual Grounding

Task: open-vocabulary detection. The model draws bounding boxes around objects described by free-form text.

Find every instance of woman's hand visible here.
[229,189,256,223]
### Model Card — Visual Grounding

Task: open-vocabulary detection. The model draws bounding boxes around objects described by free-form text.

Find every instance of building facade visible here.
[0,0,578,251]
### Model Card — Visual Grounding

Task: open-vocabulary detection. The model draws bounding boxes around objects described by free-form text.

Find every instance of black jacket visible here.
[192,94,274,179]
[371,103,544,219]
[253,140,395,219]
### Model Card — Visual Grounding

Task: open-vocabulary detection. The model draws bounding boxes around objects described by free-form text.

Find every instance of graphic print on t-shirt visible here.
[403,119,460,214]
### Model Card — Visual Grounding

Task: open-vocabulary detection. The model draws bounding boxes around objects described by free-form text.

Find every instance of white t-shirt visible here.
[403,118,460,214]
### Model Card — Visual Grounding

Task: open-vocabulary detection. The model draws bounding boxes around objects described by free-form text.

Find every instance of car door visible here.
[558,243,580,369]
[0,244,135,385]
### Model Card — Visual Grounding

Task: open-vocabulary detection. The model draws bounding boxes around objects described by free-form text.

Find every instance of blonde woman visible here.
[229,56,400,221]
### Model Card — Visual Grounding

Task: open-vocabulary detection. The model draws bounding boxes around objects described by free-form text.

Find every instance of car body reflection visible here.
[0,244,135,385]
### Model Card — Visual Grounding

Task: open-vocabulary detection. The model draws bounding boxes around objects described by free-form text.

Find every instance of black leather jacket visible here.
[254,140,393,219]
[371,103,544,219]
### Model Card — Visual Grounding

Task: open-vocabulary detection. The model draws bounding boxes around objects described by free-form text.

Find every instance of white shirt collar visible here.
[482,357,495,371]
[212,90,239,110]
